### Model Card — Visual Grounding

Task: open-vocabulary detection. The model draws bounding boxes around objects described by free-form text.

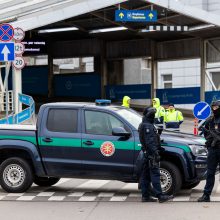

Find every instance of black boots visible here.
[198,194,210,202]
[158,194,174,203]
[142,197,157,202]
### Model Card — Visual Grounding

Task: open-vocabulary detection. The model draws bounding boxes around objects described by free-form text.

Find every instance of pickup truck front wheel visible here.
[34,177,60,187]
[0,157,33,193]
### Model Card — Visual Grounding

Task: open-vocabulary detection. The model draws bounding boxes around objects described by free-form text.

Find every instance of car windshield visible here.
[115,108,142,130]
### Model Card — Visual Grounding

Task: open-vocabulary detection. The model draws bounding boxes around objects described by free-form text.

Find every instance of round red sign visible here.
[100,141,115,157]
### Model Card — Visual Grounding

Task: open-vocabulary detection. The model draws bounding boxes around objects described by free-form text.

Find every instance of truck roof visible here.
[41,102,123,111]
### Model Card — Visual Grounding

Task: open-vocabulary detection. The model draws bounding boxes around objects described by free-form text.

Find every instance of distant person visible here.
[152,98,165,125]
[122,96,131,108]
[164,103,184,129]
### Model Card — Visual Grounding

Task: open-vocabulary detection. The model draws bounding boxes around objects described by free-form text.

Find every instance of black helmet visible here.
[143,107,156,121]
[211,100,220,107]
[211,100,220,118]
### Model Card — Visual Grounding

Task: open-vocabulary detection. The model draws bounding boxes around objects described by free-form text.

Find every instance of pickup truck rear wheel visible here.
[34,177,60,187]
[0,157,33,193]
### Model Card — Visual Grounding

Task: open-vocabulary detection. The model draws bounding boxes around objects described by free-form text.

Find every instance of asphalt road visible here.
[0,201,220,220]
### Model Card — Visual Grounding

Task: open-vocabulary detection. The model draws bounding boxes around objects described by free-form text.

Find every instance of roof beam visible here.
[90,12,137,32]
[144,0,220,27]
[10,0,128,31]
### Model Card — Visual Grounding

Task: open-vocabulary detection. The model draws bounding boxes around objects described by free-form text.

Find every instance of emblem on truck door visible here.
[100,141,115,157]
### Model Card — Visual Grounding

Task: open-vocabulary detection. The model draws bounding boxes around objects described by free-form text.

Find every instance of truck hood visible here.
[162,132,206,146]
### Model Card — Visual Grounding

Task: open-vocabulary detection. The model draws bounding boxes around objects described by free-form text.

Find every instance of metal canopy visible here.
[0,0,219,42]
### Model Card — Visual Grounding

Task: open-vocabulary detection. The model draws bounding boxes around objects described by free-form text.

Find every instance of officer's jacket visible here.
[204,116,220,147]
[152,98,165,124]
[138,118,160,156]
[164,109,184,128]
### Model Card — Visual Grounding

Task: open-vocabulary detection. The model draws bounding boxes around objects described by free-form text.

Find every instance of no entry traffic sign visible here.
[0,24,14,42]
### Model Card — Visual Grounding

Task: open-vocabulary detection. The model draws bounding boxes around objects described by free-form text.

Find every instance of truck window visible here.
[85,110,126,135]
[47,109,78,133]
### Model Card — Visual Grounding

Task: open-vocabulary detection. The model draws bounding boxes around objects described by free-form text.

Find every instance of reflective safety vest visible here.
[164,110,184,123]
[155,106,165,119]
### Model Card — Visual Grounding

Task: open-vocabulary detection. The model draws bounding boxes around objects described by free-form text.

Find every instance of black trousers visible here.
[204,148,220,195]
[140,158,163,198]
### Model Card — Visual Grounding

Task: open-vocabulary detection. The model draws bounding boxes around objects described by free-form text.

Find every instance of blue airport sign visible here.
[156,87,200,105]
[0,42,15,61]
[205,91,220,104]
[115,10,157,22]
[193,101,211,120]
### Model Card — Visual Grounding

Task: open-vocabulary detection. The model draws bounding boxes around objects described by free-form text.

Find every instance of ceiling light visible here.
[188,24,215,32]
[89,27,127,34]
[38,27,79,33]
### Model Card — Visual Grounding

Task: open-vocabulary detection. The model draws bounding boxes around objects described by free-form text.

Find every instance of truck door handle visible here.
[83,140,94,146]
[42,137,53,143]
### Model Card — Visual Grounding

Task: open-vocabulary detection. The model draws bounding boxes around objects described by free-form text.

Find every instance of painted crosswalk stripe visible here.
[76,180,109,190]
[98,192,115,197]
[121,183,138,191]
[79,196,96,201]
[68,192,85,197]
[129,193,141,197]
[48,196,65,201]
[110,196,127,201]
[7,193,24,197]
[173,197,190,202]
[0,196,5,200]
[55,178,71,186]
[37,192,55,197]
[16,196,35,201]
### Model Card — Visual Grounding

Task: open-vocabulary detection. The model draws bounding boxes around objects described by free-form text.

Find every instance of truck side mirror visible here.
[112,127,131,137]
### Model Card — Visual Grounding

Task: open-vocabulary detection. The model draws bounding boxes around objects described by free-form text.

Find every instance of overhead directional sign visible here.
[0,23,14,42]
[193,101,211,120]
[115,10,157,22]
[0,42,15,61]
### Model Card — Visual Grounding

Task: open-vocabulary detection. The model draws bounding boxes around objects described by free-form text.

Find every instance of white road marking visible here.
[7,193,24,197]
[173,197,190,202]
[128,193,141,197]
[79,196,96,201]
[76,180,109,189]
[17,196,35,201]
[68,192,85,197]
[121,183,138,191]
[0,196,5,200]
[37,192,55,197]
[48,196,65,201]
[110,196,127,201]
[55,178,71,186]
[97,192,115,197]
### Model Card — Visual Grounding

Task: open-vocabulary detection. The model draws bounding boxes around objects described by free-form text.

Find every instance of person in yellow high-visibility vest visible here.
[164,103,184,129]
[122,96,131,108]
[152,98,165,125]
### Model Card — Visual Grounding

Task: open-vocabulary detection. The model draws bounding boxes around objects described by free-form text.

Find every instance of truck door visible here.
[81,109,135,179]
[38,107,82,176]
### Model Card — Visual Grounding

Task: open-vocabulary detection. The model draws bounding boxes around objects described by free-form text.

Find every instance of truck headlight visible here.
[188,145,207,156]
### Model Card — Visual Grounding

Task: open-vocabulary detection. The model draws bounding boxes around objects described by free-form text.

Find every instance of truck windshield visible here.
[116,109,142,130]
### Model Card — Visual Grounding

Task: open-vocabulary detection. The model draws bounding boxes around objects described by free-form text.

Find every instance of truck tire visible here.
[34,177,60,187]
[182,181,200,189]
[0,157,33,193]
[159,161,182,195]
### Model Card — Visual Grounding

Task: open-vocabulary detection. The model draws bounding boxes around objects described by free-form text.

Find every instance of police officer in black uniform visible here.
[138,106,174,203]
[198,100,220,202]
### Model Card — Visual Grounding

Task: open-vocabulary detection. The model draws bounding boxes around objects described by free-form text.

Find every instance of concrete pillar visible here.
[48,43,54,98]
[200,39,205,101]
[151,41,157,99]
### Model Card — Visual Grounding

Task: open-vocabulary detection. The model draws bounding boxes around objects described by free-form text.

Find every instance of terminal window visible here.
[162,74,173,88]
[53,57,94,74]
